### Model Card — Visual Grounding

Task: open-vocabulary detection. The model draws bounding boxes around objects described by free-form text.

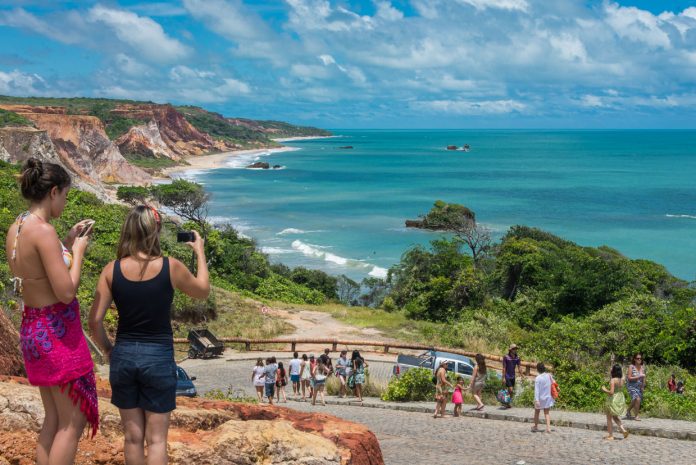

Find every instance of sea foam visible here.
[666,214,696,219]
[291,240,387,278]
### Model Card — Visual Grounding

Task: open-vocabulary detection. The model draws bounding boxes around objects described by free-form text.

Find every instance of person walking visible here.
[300,354,311,401]
[531,363,554,433]
[89,205,210,465]
[433,360,452,418]
[502,344,523,408]
[288,352,302,397]
[335,350,349,398]
[263,356,278,405]
[351,350,369,404]
[7,159,97,465]
[276,361,288,403]
[602,364,629,440]
[452,377,465,417]
[470,353,487,411]
[311,359,330,406]
[252,358,265,402]
[625,353,646,421]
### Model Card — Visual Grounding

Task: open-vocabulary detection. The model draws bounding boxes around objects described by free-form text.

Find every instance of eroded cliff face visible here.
[0,126,109,199]
[0,377,384,465]
[113,104,236,158]
[116,120,180,160]
[0,105,150,186]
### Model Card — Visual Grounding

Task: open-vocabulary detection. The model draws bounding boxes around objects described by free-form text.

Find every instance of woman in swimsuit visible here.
[5,158,97,465]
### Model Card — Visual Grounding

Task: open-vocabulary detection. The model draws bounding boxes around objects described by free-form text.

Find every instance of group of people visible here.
[251,348,369,406]
[432,345,657,440]
[7,159,210,465]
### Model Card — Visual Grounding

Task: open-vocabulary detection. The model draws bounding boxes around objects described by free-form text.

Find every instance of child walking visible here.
[276,362,288,403]
[452,377,465,417]
[602,364,629,440]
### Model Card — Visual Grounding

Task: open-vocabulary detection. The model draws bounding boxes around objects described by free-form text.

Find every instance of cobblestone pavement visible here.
[179,356,696,465]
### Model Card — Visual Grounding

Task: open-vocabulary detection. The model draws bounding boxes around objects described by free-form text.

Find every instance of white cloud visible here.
[414,99,526,114]
[0,8,82,44]
[285,0,373,32]
[604,2,671,50]
[375,1,404,21]
[114,54,152,77]
[549,33,588,63]
[169,65,215,81]
[0,69,46,94]
[216,78,251,96]
[86,5,189,63]
[455,0,529,12]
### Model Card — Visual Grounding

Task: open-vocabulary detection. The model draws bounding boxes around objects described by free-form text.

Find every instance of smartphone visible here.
[79,221,95,237]
[177,231,195,243]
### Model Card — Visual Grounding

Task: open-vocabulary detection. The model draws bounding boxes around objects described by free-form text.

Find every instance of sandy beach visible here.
[161,146,296,177]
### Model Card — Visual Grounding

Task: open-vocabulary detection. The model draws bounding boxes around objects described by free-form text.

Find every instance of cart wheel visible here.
[188,348,197,359]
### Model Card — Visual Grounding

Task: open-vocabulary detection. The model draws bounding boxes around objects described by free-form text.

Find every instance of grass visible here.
[0,109,34,128]
[173,287,294,341]
[124,154,180,170]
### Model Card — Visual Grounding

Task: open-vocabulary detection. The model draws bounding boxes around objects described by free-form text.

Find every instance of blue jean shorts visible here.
[265,383,275,398]
[110,341,177,413]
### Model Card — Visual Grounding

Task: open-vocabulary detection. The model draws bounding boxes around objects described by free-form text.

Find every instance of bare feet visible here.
[622,429,630,439]
[603,435,614,441]
[531,426,540,433]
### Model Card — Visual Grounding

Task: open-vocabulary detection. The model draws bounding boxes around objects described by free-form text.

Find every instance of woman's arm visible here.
[37,224,86,304]
[627,366,639,382]
[88,262,115,358]
[171,231,210,299]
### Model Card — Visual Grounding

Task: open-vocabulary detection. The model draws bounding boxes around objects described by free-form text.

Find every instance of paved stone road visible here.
[179,356,696,465]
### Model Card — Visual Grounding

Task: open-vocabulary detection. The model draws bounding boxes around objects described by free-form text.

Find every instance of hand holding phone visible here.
[177,231,195,243]
[79,220,95,237]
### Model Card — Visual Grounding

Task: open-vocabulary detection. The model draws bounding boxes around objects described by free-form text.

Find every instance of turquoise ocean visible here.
[179,130,696,281]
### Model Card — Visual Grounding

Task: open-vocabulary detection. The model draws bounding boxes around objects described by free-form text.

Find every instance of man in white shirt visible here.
[288,352,302,397]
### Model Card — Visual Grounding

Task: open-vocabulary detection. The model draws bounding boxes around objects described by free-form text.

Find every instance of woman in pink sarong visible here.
[5,158,97,465]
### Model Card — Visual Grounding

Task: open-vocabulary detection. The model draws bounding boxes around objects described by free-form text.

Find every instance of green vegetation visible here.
[204,386,258,403]
[175,106,273,147]
[0,109,34,128]
[123,154,179,171]
[244,119,333,139]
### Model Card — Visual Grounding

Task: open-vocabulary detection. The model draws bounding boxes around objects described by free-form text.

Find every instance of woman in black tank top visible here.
[89,206,209,465]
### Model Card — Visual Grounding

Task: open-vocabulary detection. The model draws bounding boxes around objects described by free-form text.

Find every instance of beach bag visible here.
[551,379,560,400]
[497,389,511,405]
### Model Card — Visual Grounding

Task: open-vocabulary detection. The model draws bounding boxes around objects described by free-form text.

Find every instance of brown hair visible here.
[20,158,71,201]
[116,205,162,278]
[475,353,487,375]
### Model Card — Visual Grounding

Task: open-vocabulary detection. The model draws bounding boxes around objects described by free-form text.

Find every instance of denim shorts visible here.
[110,341,176,413]
[265,383,275,398]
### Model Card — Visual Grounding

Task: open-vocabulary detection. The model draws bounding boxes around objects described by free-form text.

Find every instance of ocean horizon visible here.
[176,129,696,282]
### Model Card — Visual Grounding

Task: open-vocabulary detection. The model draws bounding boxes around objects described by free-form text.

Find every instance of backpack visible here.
[497,389,511,405]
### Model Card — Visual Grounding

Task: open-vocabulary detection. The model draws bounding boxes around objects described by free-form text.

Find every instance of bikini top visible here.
[11,211,72,295]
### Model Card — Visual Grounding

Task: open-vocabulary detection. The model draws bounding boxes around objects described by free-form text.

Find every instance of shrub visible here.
[255,274,326,305]
[381,368,435,402]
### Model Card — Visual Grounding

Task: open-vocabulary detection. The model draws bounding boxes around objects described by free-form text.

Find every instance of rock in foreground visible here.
[0,378,383,465]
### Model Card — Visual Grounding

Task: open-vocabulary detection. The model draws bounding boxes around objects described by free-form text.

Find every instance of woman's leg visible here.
[356,384,363,402]
[543,408,551,433]
[613,415,628,437]
[472,388,484,408]
[144,411,171,465]
[319,385,325,405]
[120,408,146,465]
[605,413,614,438]
[37,386,58,465]
[632,397,641,420]
[312,384,318,405]
[47,385,87,465]
[532,408,540,431]
[255,386,263,402]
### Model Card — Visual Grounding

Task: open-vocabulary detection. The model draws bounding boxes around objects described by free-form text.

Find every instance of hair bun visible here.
[24,158,44,176]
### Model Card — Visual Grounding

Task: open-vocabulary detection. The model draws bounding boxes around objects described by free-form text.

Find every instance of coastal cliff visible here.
[0,105,150,186]
[0,96,330,187]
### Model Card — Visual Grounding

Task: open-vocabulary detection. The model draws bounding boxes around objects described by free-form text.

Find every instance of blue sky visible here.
[1,0,696,128]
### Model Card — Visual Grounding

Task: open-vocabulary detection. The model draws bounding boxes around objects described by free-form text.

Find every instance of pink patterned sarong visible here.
[20,299,99,437]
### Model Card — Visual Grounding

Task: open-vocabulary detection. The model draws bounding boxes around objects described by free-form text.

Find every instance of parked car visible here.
[392,350,475,379]
[176,365,197,397]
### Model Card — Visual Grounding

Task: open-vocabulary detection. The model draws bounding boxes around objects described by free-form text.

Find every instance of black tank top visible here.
[112,257,174,344]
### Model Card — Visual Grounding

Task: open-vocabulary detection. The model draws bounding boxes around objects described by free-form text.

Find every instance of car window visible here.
[457,362,473,375]
[176,367,188,381]
[446,361,455,372]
